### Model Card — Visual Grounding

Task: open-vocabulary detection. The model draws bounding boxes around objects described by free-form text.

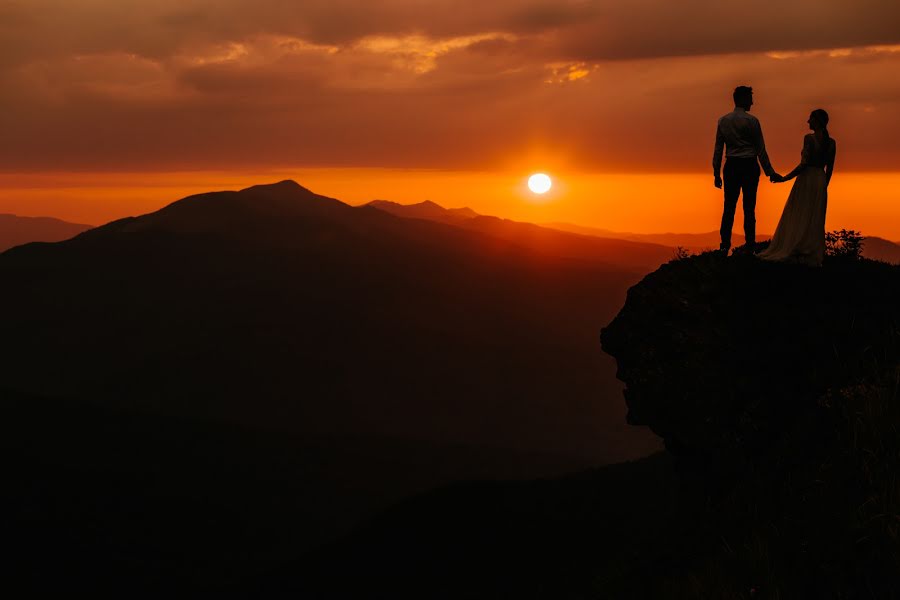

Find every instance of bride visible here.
[759,109,836,266]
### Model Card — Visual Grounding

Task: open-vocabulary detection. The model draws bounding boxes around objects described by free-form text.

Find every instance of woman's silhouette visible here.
[759,109,836,267]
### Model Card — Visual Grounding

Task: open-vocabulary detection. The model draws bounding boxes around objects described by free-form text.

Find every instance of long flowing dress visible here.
[759,134,834,266]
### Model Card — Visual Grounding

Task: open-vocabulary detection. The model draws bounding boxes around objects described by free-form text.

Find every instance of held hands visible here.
[770,173,784,183]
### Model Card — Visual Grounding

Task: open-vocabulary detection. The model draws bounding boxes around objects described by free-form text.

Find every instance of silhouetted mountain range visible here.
[860,235,900,263]
[367,198,674,271]
[0,213,91,252]
[368,201,900,265]
[1,180,661,590]
[0,181,657,461]
[368,199,480,221]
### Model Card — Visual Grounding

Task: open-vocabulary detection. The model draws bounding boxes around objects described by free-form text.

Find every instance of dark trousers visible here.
[720,158,760,250]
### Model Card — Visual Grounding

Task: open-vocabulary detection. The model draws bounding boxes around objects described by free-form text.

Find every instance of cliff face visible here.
[596,252,900,595]
[602,252,900,463]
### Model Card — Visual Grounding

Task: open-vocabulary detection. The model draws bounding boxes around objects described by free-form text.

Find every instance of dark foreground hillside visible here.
[260,251,900,599]
[4,388,600,593]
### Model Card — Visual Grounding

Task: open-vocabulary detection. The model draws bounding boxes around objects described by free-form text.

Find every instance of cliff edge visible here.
[602,251,900,464]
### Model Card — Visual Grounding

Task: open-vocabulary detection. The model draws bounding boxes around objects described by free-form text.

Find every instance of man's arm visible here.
[713,121,724,188]
[753,119,777,178]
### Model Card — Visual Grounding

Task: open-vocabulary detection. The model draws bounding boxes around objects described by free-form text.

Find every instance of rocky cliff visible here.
[602,251,900,466]
[594,250,900,597]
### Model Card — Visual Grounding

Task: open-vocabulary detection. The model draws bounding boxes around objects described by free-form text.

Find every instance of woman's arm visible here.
[779,135,812,182]
[781,163,805,182]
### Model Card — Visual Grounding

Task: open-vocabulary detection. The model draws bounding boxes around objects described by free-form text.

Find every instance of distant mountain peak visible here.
[239,179,313,195]
[0,214,93,253]
[367,199,479,220]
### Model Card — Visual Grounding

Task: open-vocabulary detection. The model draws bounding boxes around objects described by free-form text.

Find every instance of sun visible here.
[528,173,552,195]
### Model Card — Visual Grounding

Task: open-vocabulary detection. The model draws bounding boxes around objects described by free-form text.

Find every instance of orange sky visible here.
[1,1,899,237]
[2,169,899,240]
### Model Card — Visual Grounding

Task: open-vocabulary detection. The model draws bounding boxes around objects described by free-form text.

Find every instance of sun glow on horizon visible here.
[2,170,900,241]
[528,173,552,195]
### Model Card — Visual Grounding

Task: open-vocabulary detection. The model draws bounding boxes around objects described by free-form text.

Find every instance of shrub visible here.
[672,246,691,260]
[825,229,865,259]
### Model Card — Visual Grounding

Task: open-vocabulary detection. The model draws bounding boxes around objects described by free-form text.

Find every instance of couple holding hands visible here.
[713,85,836,266]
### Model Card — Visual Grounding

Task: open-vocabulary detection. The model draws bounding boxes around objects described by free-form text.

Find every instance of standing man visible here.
[713,86,780,254]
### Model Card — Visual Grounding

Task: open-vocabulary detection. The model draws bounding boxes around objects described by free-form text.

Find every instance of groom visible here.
[712,86,780,254]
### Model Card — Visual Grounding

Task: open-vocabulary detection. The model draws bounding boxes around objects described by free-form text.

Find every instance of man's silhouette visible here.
[713,86,780,253]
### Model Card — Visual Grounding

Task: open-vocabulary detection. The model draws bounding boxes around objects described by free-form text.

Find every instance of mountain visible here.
[367,199,480,221]
[1,180,662,590]
[2,180,664,459]
[546,221,900,264]
[0,181,656,462]
[263,251,900,598]
[0,213,92,252]
[368,200,675,271]
[861,235,900,263]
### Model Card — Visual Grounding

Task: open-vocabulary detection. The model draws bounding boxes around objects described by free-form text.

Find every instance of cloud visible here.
[2,0,899,68]
[553,0,900,60]
[0,1,899,172]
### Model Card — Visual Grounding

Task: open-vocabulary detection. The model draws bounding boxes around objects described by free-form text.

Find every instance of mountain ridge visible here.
[366,196,674,271]
[367,199,480,221]
[0,213,92,253]
[0,178,659,483]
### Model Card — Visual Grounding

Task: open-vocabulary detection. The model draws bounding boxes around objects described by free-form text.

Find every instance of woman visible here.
[759,109,836,266]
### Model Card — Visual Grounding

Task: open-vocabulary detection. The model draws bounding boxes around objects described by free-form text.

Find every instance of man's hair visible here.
[733,86,753,105]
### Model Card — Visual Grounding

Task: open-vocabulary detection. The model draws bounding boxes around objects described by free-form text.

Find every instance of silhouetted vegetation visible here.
[826,228,865,259]
[672,245,691,260]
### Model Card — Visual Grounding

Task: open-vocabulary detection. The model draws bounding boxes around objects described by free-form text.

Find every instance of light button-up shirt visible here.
[713,107,775,177]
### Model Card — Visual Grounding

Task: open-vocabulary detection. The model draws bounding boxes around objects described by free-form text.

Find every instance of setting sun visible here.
[528,173,552,195]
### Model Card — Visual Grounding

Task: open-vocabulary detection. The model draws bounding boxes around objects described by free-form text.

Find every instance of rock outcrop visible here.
[602,251,900,465]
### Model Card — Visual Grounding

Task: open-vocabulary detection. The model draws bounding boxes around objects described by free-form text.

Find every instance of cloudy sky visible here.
[1,0,899,234]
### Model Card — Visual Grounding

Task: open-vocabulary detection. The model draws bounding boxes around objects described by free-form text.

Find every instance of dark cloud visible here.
[2,0,898,68]
[555,0,900,61]
[0,1,898,172]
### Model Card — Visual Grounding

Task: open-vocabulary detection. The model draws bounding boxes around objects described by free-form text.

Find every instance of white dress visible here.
[759,134,834,267]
